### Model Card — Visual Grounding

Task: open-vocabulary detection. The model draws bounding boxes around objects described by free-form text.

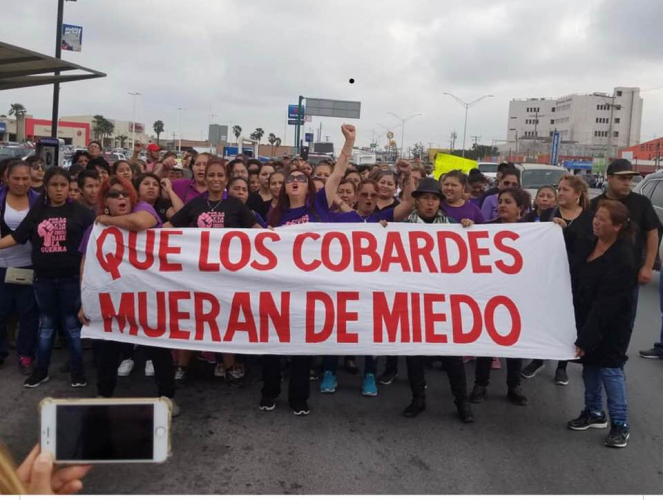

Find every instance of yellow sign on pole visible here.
[433,154,478,179]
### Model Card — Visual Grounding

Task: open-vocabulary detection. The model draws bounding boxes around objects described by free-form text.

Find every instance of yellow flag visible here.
[433,154,478,180]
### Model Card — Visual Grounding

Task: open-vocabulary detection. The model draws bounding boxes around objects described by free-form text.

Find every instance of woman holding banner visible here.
[470,187,530,406]
[165,158,260,386]
[568,200,636,448]
[261,124,356,416]
[77,175,180,415]
[398,176,474,423]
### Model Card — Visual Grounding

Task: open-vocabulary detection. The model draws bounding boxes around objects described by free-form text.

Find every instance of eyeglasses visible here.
[359,192,377,199]
[501,181,519,187]
[286,174,308,184]
[30,163,45,170]
[106,190,130,199]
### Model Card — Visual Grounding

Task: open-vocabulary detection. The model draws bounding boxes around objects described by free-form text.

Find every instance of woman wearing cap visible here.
[398,176,474,423]
[469,187,530,407]
[261,124,356,417]
[440,170,485,225]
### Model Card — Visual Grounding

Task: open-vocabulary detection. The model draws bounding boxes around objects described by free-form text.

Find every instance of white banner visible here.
[81,223,577,359]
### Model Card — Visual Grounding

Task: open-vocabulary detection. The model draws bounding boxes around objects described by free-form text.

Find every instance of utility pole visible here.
[443,93,493,158]
[51,0,65,138]
[177,107,186,152]
[529,110,545,160]
[450,131,457,150]
[128,92,141,151]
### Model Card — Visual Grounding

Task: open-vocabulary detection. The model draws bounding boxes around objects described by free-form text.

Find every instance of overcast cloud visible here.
[3,0,663,152]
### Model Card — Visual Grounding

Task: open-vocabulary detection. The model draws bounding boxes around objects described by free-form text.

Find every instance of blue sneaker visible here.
[362,373,378,397]
[320,371,337,393]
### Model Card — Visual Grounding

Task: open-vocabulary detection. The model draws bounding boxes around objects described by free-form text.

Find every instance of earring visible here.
[104,207,110,215]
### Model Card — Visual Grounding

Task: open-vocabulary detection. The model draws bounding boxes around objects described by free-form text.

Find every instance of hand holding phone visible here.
[40,398,172,464]
[16,445,92,494]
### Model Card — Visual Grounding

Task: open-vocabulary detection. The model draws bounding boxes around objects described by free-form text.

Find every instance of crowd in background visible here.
[0,124,662,450]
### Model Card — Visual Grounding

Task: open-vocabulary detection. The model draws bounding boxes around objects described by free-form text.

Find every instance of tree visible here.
[92,115,114,143]
[232,125,242,141]
[116,134,129,148]
[250,127,265,144]
[410,142,426,159]
[267,133,278,155]
[8,103,27,117]
[153,120,165,145]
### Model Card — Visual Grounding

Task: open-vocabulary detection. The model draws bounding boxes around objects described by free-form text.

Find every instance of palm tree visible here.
[250,127,265,144]
[116,134,129,148]
[232,125,242,141]
[153,120,165,145]
[8,103,27,117]
[268,133,277,156]
[92,115,114,144]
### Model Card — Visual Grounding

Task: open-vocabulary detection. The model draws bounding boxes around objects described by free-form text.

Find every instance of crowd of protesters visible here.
[0,125,661,449]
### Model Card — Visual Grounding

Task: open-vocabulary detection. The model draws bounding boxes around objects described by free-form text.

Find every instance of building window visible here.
[615,118,620,124]
[552,107,556,112]
[550,119,555,125]
[615,105,622,110]
[614,131,619,138]
[616,90,623,97]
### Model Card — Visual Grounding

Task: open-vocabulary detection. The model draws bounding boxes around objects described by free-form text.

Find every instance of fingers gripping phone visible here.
[40,398,172,464]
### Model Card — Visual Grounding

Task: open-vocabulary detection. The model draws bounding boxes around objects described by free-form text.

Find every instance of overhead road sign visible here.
[305,98,361,119]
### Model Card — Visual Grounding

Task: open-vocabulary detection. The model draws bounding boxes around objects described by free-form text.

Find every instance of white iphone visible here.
[40,397,172,464]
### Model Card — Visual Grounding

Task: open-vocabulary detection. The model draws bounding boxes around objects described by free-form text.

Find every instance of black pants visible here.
[406,356,468,403]
[383,356,398,373]
[261,355,311,404]
[322,355,377,375]
[95,340,175,398]
[528,359,568,370]
[475,357,522,389]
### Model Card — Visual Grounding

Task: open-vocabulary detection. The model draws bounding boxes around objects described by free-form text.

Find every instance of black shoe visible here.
[521,360,544,379]
[377,370,398,386]
[309,368,319,381]
[604,424,630,448]
[60,360,71,373]
[291,401,310,416]
[402,400,426,418]
[24,370,49,388]
[71,372,87,388]
[456,400,474,423]
[343,358,359,375]
[259,397,276,411]
[567,409,608,431]
[554,367,569,386]
[507,385,528,406]
[639,348,663,359]
[469,385,486,404]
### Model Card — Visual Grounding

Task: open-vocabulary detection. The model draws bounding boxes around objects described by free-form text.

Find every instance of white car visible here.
[515,163,568,199]
[477,162,500,184]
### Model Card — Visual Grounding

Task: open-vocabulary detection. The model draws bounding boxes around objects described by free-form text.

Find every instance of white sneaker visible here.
[145,360,155,377]
[174,367,186,381]
[117,359,134,377]
[214,363,226,378]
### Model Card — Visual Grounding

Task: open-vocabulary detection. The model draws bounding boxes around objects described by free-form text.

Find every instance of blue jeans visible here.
[656,274,663,353]
[33,276,84,375]
[583,365,628,427]
[0,267,39,360]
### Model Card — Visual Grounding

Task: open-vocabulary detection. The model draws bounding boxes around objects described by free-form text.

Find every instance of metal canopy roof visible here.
[0,41,106,91]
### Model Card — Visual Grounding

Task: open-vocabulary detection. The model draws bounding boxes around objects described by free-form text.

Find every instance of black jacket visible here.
[572,238,637,368]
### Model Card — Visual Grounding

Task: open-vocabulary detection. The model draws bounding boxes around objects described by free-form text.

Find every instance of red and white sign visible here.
[81,223,576,359]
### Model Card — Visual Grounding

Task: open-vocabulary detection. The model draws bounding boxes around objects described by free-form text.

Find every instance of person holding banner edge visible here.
[77,175,180,416]
[261,123,356,416]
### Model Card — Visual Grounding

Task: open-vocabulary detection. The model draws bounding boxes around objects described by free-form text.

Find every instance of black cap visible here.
[607,159,637,176]
[412,177,443,198]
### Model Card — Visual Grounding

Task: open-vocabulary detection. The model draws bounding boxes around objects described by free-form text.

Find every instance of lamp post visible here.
[387,112,423,158]
[51,0,78,138]
[127,92,141,150]
[177,107,186,152]
[443,93,493,157]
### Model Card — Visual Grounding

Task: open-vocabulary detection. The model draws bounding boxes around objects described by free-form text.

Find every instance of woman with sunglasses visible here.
[77,176,179,415]
[262,124,356,417]
[0,161,40,375]
[164,158,260,385]
[0,167,95,388]
[25,156,46,194]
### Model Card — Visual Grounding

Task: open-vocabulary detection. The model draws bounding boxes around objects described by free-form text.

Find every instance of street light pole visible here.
[51,0,66,138]
[177,107,186,152]
[387,112,423,158]
[128,92,141,150]
[443,93,493,158]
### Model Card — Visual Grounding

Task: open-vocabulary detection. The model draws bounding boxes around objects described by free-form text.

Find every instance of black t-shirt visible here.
[590,192,661,265]
[247,192,272,220]
[373,198,400,213]
[12,201,95,279]
[169,195,257,229]
[540,207,595,273]
[154,198,173,223]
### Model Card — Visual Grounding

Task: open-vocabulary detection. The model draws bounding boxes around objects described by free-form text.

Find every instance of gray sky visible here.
[3,0,663,152]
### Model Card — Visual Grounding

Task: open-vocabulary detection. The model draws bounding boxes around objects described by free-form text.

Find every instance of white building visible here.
[505,87,643,159]
[61,115,151,148]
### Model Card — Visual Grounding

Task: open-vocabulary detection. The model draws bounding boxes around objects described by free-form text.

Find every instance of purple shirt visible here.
[330,207,395,223]
[172,179,207,204]
[78,202,162,254]
[441,201,485,224]
[278,187,331,226]
[481,194,499,221]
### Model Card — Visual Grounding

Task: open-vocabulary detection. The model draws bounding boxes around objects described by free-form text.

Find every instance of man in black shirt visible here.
[590,159,661,335]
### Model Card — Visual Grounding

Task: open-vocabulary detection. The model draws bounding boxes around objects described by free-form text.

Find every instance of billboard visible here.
[128,122,145,134]
[61,24,83,52]
[305,98,361,119]
[209,124,229,145]
[288,105,305,119]
[550,131,561,165]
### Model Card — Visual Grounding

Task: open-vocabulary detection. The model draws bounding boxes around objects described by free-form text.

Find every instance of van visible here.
[515,163,568,199]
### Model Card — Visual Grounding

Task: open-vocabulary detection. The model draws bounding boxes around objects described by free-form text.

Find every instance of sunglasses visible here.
[286,174,308,184]
[502,181,519,187]
[31,163,45,170]
[359,192,377,199]
[106,190,130,199]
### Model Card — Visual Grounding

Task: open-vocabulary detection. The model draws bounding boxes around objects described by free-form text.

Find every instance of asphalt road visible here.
[1,274,662,494]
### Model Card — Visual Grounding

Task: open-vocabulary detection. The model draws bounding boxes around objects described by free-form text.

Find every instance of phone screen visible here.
[56,404,154,461]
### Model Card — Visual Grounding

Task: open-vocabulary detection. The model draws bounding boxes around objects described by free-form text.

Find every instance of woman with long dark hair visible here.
[0,161,40,375]
[261,124,355,416]
[568,200,637,448]
[0,167,94,388]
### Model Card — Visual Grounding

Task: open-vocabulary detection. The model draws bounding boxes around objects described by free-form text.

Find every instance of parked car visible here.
[477,162,500,184]
[515,163,568,199]
[0,146,33,162]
